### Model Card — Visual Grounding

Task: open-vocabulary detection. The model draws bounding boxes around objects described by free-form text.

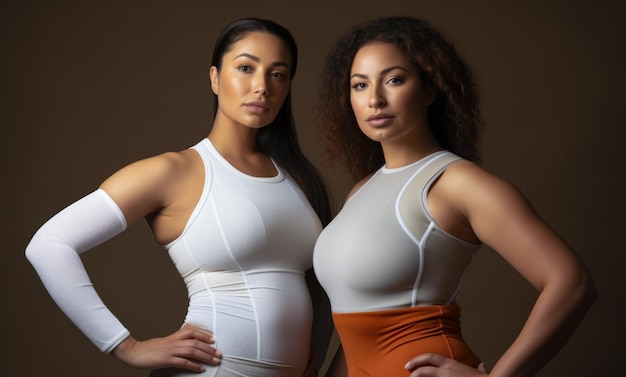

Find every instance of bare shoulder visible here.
[102,149,199,191]
[438,160,529,207]
[146,148,201,179]
[439,160,501,186]
[440,160,592,296]
[438,160,545,244]
[99,148,203,224]
[432,160,540,234]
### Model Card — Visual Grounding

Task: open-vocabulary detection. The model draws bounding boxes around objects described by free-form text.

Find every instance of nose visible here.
[253,73,269,96]
[368,86,386,108]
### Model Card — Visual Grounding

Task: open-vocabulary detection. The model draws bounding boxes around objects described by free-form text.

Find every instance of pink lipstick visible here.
[366,113,394,127]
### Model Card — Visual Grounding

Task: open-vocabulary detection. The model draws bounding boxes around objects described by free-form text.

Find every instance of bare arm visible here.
[465,164,595,376]
[406,162,596,377]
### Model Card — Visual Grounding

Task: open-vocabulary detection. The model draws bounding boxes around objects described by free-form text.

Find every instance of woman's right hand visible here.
[111,325,222,372]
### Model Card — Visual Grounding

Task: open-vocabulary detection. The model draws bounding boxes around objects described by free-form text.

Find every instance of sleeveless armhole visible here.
[398,153,481,306]
[397,152,463,244]
[163,142,213,249]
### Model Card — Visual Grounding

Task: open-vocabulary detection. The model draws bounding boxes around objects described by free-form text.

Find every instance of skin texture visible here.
[324,42,596,377]
[350,43,437,162]
[102,32,302,373]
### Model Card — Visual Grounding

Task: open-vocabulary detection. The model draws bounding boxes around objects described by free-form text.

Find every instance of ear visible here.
[209,66,219,95]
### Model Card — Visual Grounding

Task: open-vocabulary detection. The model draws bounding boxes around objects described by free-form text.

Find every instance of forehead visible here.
[351,42,410,72]
[225,31,292,64]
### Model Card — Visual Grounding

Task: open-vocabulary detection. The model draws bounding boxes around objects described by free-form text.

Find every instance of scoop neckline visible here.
[202,138,284,182]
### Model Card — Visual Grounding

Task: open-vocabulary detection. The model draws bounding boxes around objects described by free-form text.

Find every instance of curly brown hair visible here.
[317,16,483,182]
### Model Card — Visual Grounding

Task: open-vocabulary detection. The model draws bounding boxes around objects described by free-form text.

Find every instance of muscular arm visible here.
[464,165,596,376]
[407,162,596,377]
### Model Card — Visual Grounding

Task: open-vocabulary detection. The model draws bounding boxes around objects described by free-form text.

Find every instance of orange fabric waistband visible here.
[333,305,480,377]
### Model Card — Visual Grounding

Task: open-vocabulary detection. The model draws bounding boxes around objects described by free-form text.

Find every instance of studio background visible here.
[2,1,624,376]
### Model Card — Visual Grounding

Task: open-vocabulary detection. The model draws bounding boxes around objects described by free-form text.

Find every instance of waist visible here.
[333,305,480,376]
[184,269,303,296]
[183,270,313,364]
[333,305,463,345]
[151,355,306,377]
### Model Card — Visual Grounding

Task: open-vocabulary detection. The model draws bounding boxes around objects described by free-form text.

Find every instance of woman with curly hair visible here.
[313,16,595,377]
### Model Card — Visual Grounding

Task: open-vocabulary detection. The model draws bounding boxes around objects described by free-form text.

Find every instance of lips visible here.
[366,113,394,127]
[244,101,269,115]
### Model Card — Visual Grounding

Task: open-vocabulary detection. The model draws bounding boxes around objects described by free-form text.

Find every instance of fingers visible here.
[151,327,224,371]
[177,324,223,363]
[405,353,488,377]
[189,339,222,365]
[172,337,222,367]
[152,340,221,372]
[111,326,225,372]
[405,353,447,370]
[166,357,208,373]
[179,324,217,344]
[477,362,487,373]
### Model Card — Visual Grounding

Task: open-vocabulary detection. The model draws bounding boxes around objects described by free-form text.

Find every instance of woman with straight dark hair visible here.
[26,17,330,377]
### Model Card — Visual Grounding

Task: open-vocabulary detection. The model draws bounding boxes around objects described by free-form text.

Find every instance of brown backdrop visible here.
[2,1,624,376]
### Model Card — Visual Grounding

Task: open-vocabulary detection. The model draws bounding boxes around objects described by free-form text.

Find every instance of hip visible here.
[150,355,306,377]
[333,305,481,376]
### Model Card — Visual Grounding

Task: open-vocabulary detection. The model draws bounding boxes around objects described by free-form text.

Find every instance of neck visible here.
[208,116,260,158]
[381,132,441,169]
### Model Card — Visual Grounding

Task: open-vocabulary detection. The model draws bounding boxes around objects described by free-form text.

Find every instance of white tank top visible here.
[165,138,322,366]
[313,151,480,313]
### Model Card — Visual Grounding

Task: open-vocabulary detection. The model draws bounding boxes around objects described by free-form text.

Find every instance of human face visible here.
[210,32,292,130]
[349,42,434,145]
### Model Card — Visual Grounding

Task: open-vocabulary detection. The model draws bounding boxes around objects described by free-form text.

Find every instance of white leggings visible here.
[149,356,306,377]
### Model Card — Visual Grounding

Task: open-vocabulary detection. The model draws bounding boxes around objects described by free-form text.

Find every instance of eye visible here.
[386,76,404,85]
[237,64,253,73]
[270,71,287,80]
[351,82,368,90]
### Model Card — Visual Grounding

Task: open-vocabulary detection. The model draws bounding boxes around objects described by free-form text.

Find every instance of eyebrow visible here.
[233,53,290,69]
[350,66,408,80]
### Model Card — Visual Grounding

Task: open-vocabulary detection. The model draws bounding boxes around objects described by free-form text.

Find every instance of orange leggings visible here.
[333,305,481,377]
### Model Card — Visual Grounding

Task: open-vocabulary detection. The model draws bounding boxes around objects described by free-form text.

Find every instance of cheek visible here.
[390,90,408,106]
[350,94,366,117]
[219,73,248,98]
[393,91,420,116]
[224,78,244,97]
[275,84,290,104]
[266,83,290,117]
[350,96,363,128]
[350,95,370,134]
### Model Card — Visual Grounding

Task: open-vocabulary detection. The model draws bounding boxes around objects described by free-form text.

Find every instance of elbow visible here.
[24,229,54,267]
[568,265,597,312]
[24,234,40,264]
[544,261,597,315]
[25,227,47,259]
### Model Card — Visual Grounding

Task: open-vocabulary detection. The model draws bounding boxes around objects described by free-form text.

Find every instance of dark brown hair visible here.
[212,18,332,224]
[317,16,482,182]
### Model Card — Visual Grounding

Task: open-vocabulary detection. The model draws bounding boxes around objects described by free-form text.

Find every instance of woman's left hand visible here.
[405,353,488,377]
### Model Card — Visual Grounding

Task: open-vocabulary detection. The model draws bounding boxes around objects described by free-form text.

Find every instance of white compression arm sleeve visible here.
[25,189,131,353]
